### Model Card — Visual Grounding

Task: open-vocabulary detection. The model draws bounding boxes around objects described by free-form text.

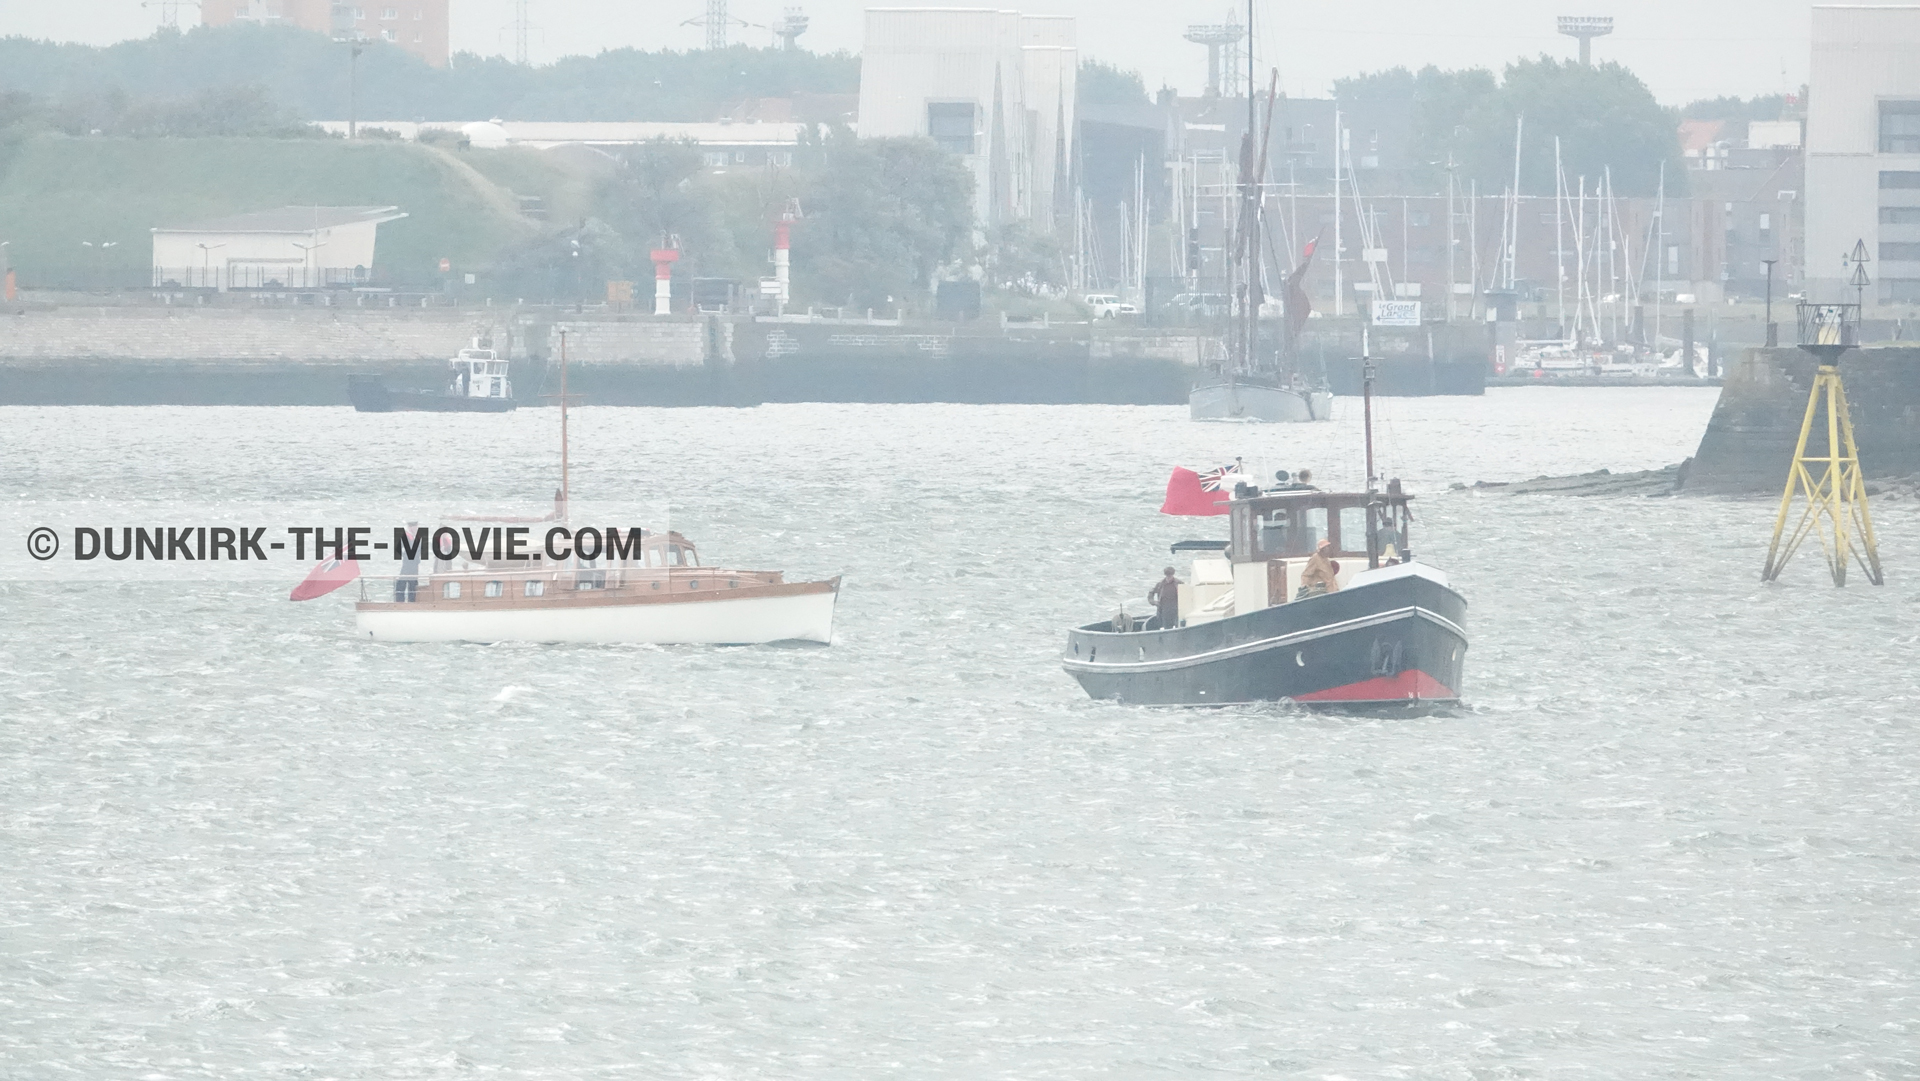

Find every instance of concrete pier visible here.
[1682,346,1920,494]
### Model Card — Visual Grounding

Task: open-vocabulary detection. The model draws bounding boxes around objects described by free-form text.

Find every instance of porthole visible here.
[729,579,739,588]
[651,582,661,590]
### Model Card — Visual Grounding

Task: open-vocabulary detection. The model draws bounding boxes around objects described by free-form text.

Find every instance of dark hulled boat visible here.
[349,341,516,413]
[1062,488,1466,706]
[1066,357,1467,707]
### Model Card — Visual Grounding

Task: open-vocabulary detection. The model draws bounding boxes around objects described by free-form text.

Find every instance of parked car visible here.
[1168,292,1230,319]
[1082,293,1124,318]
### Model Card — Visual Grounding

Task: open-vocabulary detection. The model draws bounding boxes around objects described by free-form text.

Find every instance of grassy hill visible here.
[0,133,595,288]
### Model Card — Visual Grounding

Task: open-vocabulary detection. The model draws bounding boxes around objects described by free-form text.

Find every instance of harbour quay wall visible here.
[0,306,1202,406]
[1682,346,1920,494]
[0,306,529,405]
[1299,321,1488,396]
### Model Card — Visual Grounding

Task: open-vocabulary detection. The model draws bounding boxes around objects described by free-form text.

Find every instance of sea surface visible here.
[4,388,1918,1079]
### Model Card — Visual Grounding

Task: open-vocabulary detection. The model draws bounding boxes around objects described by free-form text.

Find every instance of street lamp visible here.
[196,241,226,291]
[1761,257,1778,347]
[292,239,328,289]
[81,240,118,291]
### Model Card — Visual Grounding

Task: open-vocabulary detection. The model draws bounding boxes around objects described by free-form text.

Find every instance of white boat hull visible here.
[355,585,838,644]
[1190,380,1332,423]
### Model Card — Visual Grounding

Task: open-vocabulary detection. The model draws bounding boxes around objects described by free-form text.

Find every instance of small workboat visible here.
[1066,363,1466,708]
[348,338,516,412]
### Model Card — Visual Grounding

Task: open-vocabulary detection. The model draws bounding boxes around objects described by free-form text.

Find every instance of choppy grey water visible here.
[4,389,1919,1079]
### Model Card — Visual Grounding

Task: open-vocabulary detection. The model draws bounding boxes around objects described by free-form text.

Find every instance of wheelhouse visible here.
[449,346,512,400]
[1229,489,1415,568]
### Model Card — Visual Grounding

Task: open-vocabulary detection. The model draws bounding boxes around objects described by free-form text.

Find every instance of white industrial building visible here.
[1806,5,1920,306]
[857,8,1077,231]
[151,206,407,291]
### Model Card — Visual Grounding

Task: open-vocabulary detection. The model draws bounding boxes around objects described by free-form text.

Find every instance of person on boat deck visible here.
[1148,566,1181,629]
[1297,540,1341,599]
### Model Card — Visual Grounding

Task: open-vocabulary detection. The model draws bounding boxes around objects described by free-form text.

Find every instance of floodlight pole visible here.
[1762,257,1777,346]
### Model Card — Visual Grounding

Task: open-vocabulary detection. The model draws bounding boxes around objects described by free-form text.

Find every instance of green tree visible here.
[790,135,972,310]
[1335,57,1681,197]
[1079,60,1150,108]
[0,25,860,123]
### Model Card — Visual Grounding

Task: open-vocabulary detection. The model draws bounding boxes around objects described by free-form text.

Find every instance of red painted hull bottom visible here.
[1293,669,1457,704]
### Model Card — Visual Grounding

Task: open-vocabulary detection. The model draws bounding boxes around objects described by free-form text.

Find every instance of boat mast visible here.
[559,328,571,513]
[1362,327,1376,493]
[1362,327,1379,569]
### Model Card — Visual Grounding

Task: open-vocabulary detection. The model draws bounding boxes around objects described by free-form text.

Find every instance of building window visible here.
[381,28,394,40]
[1879,242,1920,261]
[442,581,461,598]
[1884,278,1920,302]
[1759,212,1772,232]
[703,151,728,168]
[1880,101,1920,154]
[733,150,746,163]
[1879,171,1920,189]
[927,102,977,155]
[484,580,503,597]
[769,150,792,167]
[381,6,397,18]
[1880,206,1920,224]
[1667,245,1680,275]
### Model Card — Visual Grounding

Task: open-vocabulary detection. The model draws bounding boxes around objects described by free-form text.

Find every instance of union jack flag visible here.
[1197,463,1243,492]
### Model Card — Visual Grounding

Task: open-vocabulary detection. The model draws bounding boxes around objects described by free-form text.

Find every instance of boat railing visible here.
[357,566,781,602]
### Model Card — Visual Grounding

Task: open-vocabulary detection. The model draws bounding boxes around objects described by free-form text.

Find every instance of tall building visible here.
[201,0,449,68]
[857,8,1077,231]
[1806,4,1920,306]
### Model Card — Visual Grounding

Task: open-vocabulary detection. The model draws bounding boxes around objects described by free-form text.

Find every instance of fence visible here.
[151,266,374,291]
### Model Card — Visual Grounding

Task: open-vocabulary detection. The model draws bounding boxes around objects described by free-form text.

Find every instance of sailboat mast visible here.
[559,328,571,511]
[1333,108,1343,318]
[1244,0,1257,376]
[1554,137,1567,339]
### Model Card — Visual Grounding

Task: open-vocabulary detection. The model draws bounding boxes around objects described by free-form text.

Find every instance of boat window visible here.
[669,546,684,566]
[443,581,461,598]
[524,580,544,596]
[1337,506,1368,554]
[646,549,662,567]
[1299,507,1327,553]
[683,548,699,567]
[1259,507,1325,557]
[485,580,503,597]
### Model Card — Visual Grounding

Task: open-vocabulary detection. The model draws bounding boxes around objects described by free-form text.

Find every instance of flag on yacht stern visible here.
[289,555,361,601]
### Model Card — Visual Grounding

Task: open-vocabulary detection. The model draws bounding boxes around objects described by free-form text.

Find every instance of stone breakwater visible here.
[1682,346,1920,494]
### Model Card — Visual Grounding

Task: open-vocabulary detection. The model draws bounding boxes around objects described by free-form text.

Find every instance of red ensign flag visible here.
[289,556,361,601]
[1160,465,1238,516]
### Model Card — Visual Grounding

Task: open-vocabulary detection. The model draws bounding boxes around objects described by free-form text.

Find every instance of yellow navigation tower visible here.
[1760,297,1884,586]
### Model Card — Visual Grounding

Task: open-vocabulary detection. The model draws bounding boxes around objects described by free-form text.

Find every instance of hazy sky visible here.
[3,0,1822,104]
